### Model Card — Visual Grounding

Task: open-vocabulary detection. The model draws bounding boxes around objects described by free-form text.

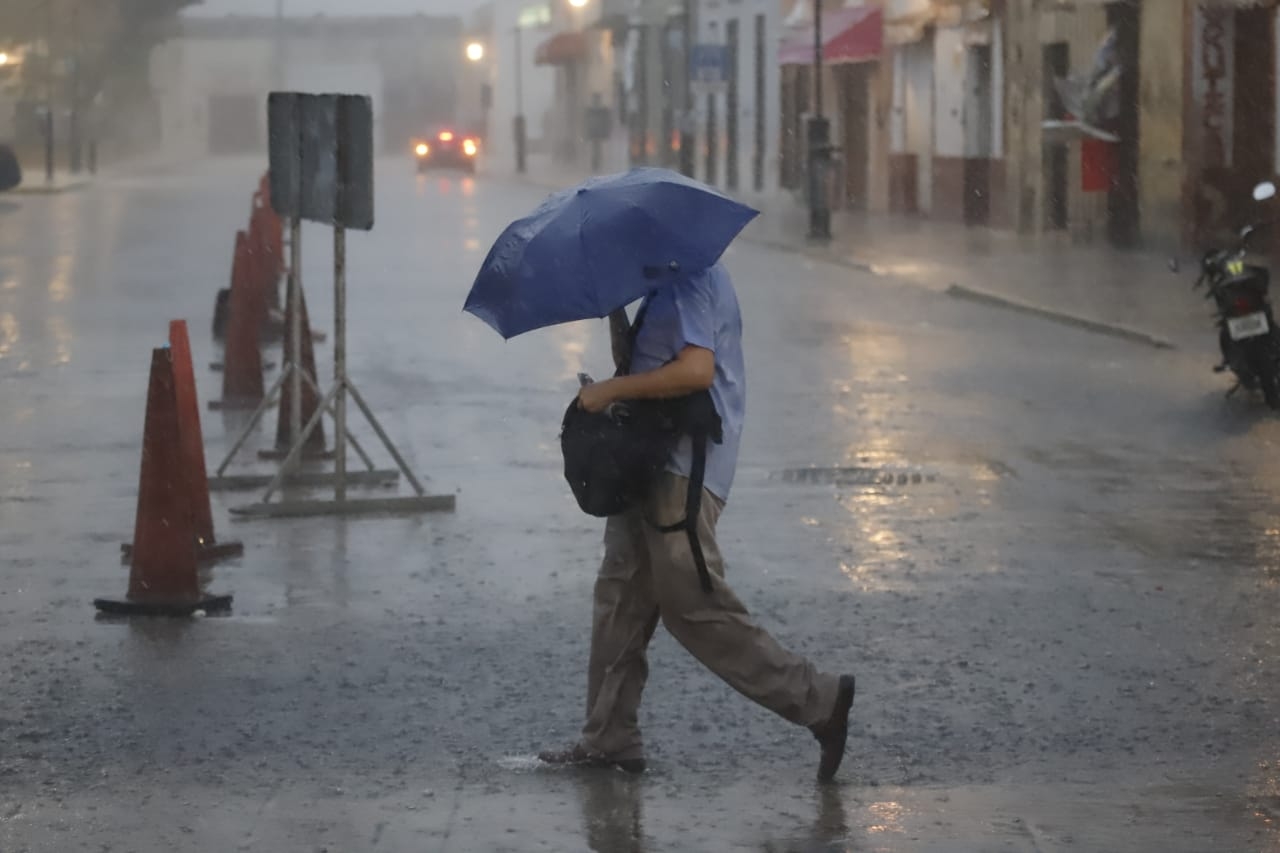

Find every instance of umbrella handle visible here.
[642,261,681,279]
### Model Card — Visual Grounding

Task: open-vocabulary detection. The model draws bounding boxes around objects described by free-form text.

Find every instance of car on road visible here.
[413,129,479,174]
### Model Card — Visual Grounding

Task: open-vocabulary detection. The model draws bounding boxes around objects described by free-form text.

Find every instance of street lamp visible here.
[465,41,485,62]
[0,53,9,67]
[568,0,589,7]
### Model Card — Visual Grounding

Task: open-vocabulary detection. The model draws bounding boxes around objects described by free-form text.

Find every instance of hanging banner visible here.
[1192,6,1235,169]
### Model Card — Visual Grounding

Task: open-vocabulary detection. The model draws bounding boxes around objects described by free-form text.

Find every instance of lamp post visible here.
[807,0,831,242]
[513,23,527,174]
[464,39,490,141]
[67,0,81,174]
[273,0,285,88]
[564,0,590,165]
[678,0,695,178]
[43,0,54,184]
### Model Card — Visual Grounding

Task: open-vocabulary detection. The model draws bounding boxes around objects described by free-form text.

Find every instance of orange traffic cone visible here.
[210,231,266,410]
[259,173,287,281]
[251,196,282,312]
[95,348,233,617]
[261,283,328,460]
[125,322,245,563]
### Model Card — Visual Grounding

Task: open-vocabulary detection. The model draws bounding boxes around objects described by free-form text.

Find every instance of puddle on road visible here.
[496,754,545,772]
[773,465,937,487]
[771,455,1016,488]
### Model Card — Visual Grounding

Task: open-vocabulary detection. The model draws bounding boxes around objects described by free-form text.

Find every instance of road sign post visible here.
[230,92,455,519]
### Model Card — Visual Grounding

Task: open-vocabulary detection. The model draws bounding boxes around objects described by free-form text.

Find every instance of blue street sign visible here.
[691,44,729,85]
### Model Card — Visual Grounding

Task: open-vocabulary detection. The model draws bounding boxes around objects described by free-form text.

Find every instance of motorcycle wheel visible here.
[1264,375,1280,409]
[1266,336,1280,410]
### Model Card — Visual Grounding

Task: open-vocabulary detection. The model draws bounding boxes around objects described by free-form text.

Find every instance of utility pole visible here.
[273,0,285,88]
[807,0,831,241]
[678,0,695,177]
[514,24,527,174]
[68,0,80,173]
[43,0,54,184]
[1004,0,1043,235]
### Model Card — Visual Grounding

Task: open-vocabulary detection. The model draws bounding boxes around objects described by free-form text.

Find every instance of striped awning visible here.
[778,5,883,66]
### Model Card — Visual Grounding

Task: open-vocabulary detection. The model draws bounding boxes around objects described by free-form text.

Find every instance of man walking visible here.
[539,262,855,780]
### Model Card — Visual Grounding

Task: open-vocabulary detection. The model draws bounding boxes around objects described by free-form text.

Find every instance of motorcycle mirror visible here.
[1254,181,1277,202]
[1241,224,1256,240]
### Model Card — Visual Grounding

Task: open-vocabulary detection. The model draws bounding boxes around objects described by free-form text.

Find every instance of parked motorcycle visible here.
[1191,181,1280,408]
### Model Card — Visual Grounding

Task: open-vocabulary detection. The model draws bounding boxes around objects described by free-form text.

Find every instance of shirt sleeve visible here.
[671,267,720,353]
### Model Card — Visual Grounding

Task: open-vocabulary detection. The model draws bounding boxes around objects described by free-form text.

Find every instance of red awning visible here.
[535,31,587,66]
[778,6,882,66]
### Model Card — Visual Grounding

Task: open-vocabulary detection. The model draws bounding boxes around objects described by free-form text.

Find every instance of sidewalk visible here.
[6,149,199,195]
[743,196,1212,350]
[510,153,1213,351]
[9,171,93,194]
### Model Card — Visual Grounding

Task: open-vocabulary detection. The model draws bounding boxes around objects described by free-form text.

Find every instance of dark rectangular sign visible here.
[268,92,374,230]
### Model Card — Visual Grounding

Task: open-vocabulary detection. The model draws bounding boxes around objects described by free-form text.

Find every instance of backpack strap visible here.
[615,296,653,378]
[656,425,714,594]
[622,297,716,593]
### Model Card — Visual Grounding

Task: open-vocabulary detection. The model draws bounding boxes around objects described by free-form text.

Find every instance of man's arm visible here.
[579,345,714,413]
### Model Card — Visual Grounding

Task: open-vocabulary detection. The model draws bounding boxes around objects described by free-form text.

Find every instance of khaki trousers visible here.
[580,472,840,759]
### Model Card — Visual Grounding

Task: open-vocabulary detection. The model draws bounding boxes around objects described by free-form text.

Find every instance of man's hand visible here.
[578,378,620,413]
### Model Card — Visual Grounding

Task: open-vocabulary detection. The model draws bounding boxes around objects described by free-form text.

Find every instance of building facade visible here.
[489,0,1280,256]
[149,14,462,160]
[479,0,560,171]
[776,0,1280,252]
[696,0,786,196]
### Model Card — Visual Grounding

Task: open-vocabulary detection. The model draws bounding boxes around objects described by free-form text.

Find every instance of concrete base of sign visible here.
[208,468,400,492]
[230,494,456,519]
[256,447,335,462]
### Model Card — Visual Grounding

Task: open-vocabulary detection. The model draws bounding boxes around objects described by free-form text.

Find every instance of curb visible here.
[945,284,1176,350]
[10,178,91,195]
[738,233,878,274]
[741,231,1177,352]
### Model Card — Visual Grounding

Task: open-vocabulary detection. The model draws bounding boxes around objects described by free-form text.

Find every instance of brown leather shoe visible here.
[537,742,647,774]
[811,675,855,782]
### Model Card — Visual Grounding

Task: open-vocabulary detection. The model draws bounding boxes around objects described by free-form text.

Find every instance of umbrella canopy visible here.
[465,168,758,339]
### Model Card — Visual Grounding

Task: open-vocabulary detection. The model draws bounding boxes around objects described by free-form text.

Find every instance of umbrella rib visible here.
[579,206,604,318]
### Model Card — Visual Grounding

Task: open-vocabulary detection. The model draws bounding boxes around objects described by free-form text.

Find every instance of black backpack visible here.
[560,302,723,592]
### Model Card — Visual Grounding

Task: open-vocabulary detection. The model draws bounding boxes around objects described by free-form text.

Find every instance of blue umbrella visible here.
[464,167,759,339]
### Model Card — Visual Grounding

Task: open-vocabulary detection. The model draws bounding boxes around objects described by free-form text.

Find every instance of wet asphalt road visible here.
[1,159,1279,851]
